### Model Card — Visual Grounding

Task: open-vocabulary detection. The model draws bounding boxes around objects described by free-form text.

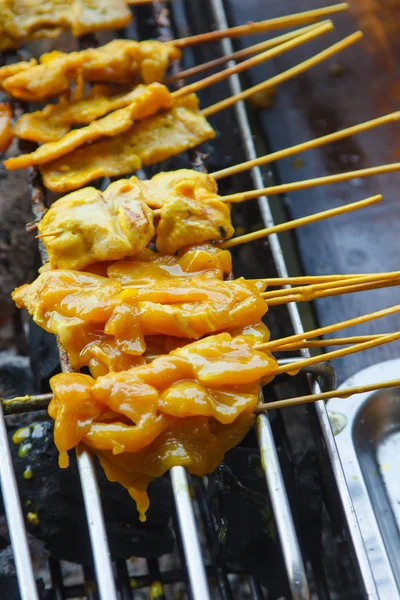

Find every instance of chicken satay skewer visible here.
[220,194,381,249]
[4,332,400,416]
[5,22,332,172]
[36,192,379,247]
[212,112,400,180]
[202,31,362,117]
[173,4,349,47]
[26,33,363,191]
[166,22,326,83]
[220,162,400,204]
[255,377,400,412]
[6,375,400,415]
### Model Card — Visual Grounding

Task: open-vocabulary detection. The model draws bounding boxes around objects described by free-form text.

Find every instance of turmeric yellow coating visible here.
[37,181,155,271]
[2,40,181,101]
[156,187,234,254]
[5,84,172,169]
[12,250,267,376]
[40,95,215,193]
[144,168,218,209]
[49,333,278,520]
[37,169,232,269]
[0,0,132,52]
[13,84,161,143]
[0,60,37,87]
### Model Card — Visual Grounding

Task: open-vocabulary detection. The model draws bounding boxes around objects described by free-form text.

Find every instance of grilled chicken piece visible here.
[12,262,267,375]
[5,83,172,169]
[40,95,215,192]
[2,40,181,100]
[49,332,277,520]
[145,168,218,209]
[156,189,234,254]
[0,0,132,51]
[36,168,232,268]
[37,180,155,271]
[13,83,163,143]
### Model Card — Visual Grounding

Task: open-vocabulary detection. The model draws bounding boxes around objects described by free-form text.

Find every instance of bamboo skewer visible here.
[262,271,400,299]
[259,272,400,286]
[275,334,387,350]
[212,112,400,180]
[267,277,400,306]
[4,376,400,415]
[269,332,400,375]
[222,162,400,203]
[166,23,324,83]
[220,194,381,249]
[254,377,400,412]
[35,230,63,239]
[173,4,349,47]
[172,22,333,99]
[202,31,362,118]
[256,304,400,352]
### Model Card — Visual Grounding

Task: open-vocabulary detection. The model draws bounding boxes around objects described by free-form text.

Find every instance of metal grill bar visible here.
[171,467,211,600]
[0,403,39,600]
[76,445,118,600]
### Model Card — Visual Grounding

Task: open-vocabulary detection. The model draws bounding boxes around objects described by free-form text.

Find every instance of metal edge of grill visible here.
[0,1,380,598]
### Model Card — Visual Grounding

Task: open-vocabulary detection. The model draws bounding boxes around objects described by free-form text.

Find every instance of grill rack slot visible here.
[0,1,378,598]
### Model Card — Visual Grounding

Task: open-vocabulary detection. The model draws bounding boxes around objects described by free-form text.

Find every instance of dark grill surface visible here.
[0,1,381,599]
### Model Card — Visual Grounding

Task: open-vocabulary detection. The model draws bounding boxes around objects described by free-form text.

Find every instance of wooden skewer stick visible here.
[259,272,400,286]
[267,277,400,305]
[173,4,349,48]
[4,371,400,416]
[275,334,389,350]
[212,112,400,180]
[220,194,381,249]
[172,22,332,99]
[269,332,400,375]
[166,23,324,83]
[256,304,400,352]
[262,270,400,299]
[221,161,400,203]
[202,31,362,117]
[254,377,400,413]
[35,230,63,239]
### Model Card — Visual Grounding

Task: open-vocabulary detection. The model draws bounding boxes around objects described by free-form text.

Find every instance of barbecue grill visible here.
[0,1,381,598]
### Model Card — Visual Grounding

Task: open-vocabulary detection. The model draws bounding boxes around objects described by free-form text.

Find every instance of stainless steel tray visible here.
[327,359,400,598]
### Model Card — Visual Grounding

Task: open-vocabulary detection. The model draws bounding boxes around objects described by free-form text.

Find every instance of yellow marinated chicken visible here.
[0,60,37,86]
[13,84,155,143]
[12,265,267,375]
[2,40,181,101]
[38,180,155,271]
[156,191,234,254]
[0,0,132,51]
[48,332,278,519]
[144,168,218,209]
[40,94,216,192]
[5,83,172,169]
[37,169,232,267]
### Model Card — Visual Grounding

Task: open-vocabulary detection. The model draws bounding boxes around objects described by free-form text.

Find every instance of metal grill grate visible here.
[0,1,379,599]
